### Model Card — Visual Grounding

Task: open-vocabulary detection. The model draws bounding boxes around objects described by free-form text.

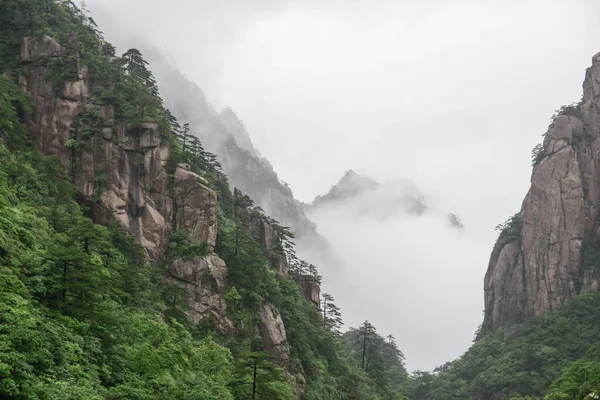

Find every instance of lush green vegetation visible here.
[0,1,410,399]
[6,2,600,400]
[404,292,600,400]
[400,208,600,400]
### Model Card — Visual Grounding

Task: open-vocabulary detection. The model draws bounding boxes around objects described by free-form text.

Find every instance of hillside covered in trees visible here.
[0,1,410,399]
[3,1,600,400]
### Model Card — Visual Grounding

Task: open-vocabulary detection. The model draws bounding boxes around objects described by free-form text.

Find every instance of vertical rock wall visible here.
[482,52,600,333]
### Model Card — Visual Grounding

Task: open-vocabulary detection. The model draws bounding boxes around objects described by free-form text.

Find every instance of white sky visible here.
[88,0,600,371]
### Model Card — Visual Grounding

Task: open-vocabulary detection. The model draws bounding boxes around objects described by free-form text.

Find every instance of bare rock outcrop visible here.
[18,34,311,371]
[173,168,218,250]
[168,255,234,333]
[233,188,290,274]
[19,36,219,259]
[21,35,66,62]
[482,52,600,333]
[19,35,224,331]
[296,275,321,306]
[250,215,289,274]
[258,303,291,368]
[20,35,83,172]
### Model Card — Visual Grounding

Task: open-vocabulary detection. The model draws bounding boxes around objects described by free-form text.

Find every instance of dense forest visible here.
[2,1,600,400]
[0,1,409,399]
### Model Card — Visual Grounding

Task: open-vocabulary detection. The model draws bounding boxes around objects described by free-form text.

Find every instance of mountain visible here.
[312,170,381,207]
[481,52,600,335]
[402,53,600,400]
[308,169,462,228]
[137,46,327,249]
[0,1,407,398]
[4,1,600,399]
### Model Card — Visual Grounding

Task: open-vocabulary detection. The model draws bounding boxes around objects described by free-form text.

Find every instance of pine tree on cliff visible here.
[384,334,405,366]
[322,292,343,334]
[121,48,162,120]
[180,122,190,155]
[354,320,377,371]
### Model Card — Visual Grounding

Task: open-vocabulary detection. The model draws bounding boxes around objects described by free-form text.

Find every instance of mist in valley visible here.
[88,0,600,371]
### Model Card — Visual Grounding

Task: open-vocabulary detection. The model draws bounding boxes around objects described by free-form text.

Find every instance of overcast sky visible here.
[88,0,600,371]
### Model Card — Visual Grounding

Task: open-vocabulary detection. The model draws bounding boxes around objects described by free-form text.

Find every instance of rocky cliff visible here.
[482,52,600,334]
[17,34,307,366]
[138,47,329,249]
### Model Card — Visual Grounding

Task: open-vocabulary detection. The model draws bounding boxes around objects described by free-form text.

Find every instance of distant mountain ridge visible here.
[307,169,463,228]
[135,46,332,257]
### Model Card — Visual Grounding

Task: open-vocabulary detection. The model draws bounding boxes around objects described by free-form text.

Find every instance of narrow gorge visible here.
[2,1,600,400]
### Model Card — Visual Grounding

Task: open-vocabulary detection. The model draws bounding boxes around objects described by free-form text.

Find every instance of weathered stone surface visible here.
[19,35,219,261]
[21,35,66,62]
[19,35,302,361]
[482,53,600,334]
[250,216,289,274]
[116,124,161,151]
[258,303,291,368]
[169,255,234,334]
[296,275,321,306]
[173,168,218,249]
[21,58,79,170]
[136,123,162,149]
[233,188,290,274]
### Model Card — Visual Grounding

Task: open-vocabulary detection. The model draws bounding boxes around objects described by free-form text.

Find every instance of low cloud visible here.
[302,175,487,371]
[88,0,600,371]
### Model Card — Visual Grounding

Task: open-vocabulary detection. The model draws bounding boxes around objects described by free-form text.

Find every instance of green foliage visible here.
[494,210,523,250]
[579,229,600,289]
[495,211,523,236]
[231,349,295,400]
[0,140,239,398]
[0,69,237,398]
[344,321,409,399]
[44,56,78,92]
[215,181,405,399]
[0,2,413,399]
[546,360,600,399]
[552,102,582,121]
[168,230,208,260]
[0,75,32,149]
[406,293,600,400]
[531,143,546,166]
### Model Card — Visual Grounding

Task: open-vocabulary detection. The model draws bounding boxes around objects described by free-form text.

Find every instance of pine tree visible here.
[322,292,343,334]
[121,48,163,121]
[355,320,377,371]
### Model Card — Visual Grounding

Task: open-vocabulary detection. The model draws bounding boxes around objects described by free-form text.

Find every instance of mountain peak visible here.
[312,170,380,207]
[218,107,257,156]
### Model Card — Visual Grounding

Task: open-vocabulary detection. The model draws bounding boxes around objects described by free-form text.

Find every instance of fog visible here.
[88,0,600,371]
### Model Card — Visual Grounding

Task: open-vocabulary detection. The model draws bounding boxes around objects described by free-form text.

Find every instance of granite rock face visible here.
[168,255,234,333]
[482,52,600,333]
[258,303,291,368]
[20,35,225,330]
[19,35,314,374]
[20,36,218,260]
[296,275,321,306]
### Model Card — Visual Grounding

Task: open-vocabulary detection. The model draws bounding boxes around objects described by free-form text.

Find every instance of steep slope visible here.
[0,1,409,399]
[139,47,325,246]
[399,52,600,400]
[482,52,600,334]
